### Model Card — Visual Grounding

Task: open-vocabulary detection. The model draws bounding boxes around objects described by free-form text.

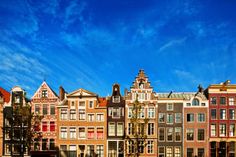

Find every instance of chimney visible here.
[59,86,65,101]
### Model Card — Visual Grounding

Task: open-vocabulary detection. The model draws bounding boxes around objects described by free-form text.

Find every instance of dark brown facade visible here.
[157,94,183,157]
[107,84,125,157]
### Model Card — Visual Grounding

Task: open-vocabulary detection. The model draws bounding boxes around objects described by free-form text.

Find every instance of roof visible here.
[98,97,107,107]
[156,92,207,100]
[0,87,10,103]
[67,88,98,97]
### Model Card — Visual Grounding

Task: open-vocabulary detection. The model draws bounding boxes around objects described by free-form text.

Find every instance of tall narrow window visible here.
[229,124,235,137]
[50,122,55,131]
[175,127,181,142]
[229,109,235,120]
[35,104,40,114]
[88,114,95,122]
[50,105,55,115]
[79,109,85,120]
[148,123,154,135]
[147,141,154,154]
[192,98,199,106]
[219,124,226,137]
[97,114,104,121]
[128,107,133,118]
[198,129,205,141]
[166,113,173,124]
[167,128,173,141]
[220,109,226,120]
[210,97,216,105]
[87,128,95,139]
[42,90,48,98]
[70,127,76,139]
[166,147,173,157]
[61,109,68,120]
[187,129,194,141]
[175,147,181,157]
[112,107,120,118]
[42,122,47,132]
[108,123,115,136]
[220,97,226,105]
[159,128,165,141]
[117,123,124,136]
[148,107,155,118]
[128,123,134,135]
[187,113,194,122]
[167,103,173,111]
[70,109,76,120]
[159,113,165,123]
[96,145,104,157]
[229,98,235,106]
[43,104,48,115]
[97,127,104,139]
[60,127,67,139]
[198,113,205,122]
[175,113,181,123]
[211,109,217,120]
[78,127,86,139]
[89,101,94,109]
[211,124,216,137]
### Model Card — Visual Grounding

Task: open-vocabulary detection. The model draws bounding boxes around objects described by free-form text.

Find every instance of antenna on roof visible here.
[168,91,173,98]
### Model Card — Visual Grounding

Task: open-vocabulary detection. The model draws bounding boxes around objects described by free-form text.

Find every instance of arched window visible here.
[192,98,199,106]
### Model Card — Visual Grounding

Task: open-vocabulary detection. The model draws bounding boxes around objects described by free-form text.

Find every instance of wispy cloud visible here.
[159,37,187,52]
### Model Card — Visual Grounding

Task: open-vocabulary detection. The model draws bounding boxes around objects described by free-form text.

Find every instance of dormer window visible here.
[42,90,48,98]
[112,96,120,103]
[192,98,199,106]
[139,81,144,89]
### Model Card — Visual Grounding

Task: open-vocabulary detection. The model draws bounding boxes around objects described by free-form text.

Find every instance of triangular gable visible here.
[31,81,58,99]
[67,88,97,97]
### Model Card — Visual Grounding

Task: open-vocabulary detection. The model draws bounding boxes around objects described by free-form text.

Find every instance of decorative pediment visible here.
[31,81,58,100]
[67,88,97,97]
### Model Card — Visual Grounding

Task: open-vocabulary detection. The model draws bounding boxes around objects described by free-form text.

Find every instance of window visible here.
[211,97,216,105]
[117,123,124,136]
[97,145,104,157]
[167,128,173,141]
[229,124,235,137]
[42,122,48,132]
[70,127,76,139]
[220,109,226,120]
[5,144,10,155]
[50,122,55,131]
[61,109,68,120]
[174,147,181,157]
[87,145,95,157]
[198,113,205,122]
[42,139,48,150]
[108,123,115,136]
[175,113,181,123]
[167,113,173,124]
[175,127,181,142]
[148,123,154,135]
[79,109,86,120]
[211,124,216,136]
[128,107,133,118]
[60,127,67,139]
[201,103,206,106]
[97,127,104,139]
[167,103,173,111]
[78,127,86,139]
[79,101,85,107]
[97,114,104,121]
[35,104,40,114]
[219,124,226,137]
[70,109,76,120]
[187,148,193,157]
[211,109,216,120]
[147,141,154,154]
[42,90,48,98]
[112,107,120,118]
[159,147,165,157]
[229,109,235,120]
[108,107,112,116]
[220,97,226,105]
[187,113,194,122]
[187,129,194,141]
[148,107,155,118]
[43,104,48,115]
[166,147,173,157]
[159,128,165,141]
[138,107,145,118]
[186,103,191,106]
[88,127,95,139]
[128,123,134,135]
[88,114,95,122]
[138,140,144,153]
[192,98,199,106]
[210,142,216,157]
[229,98,235,106]
[50,105,55,115]
[89,101,94,108]
[71,101,75,108]
[69,145,76,157]
[198,129,205,141]
[49,139,55,150]
[128,141,134,154]
[159,113,165,123]
[113,95,120,103]
[198,148,204,157]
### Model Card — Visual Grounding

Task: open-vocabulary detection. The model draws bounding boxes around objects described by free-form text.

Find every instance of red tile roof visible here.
[98,97,107,107]
[0,87,10,103]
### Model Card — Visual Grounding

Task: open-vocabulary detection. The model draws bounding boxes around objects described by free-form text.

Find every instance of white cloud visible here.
[159,37,187,52]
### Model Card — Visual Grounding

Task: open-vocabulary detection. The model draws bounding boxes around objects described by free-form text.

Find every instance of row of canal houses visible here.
[0,69,236,157]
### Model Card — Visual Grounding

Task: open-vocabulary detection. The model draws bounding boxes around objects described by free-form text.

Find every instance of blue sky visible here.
[0,0,236,97]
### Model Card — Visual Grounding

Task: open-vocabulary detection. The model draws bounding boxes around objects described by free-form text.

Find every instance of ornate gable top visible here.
[131,69,153,89]
[31,81,58,99]
[67,88,98,97]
